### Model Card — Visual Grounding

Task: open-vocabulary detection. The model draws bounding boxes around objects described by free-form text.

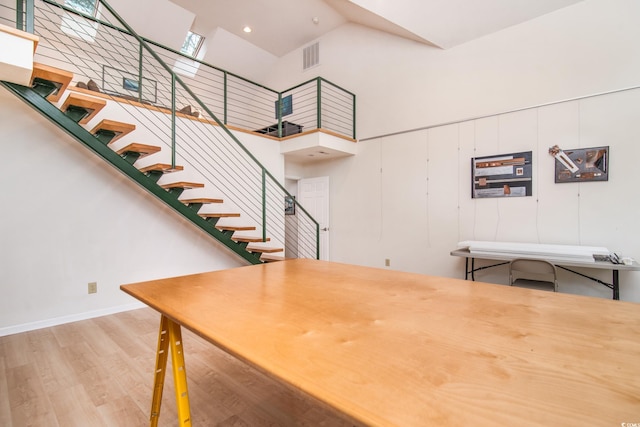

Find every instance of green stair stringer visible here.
[2,80,263,265]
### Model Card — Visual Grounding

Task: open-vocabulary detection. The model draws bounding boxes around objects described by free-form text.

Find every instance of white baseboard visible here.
[0,301,147,337]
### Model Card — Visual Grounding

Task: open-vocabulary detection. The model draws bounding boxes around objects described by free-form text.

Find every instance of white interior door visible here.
[298,176,330,260]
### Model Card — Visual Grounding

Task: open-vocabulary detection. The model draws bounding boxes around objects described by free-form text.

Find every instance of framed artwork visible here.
[102,65,157,103]
[122,77,139,92]
[471,151,532,198]
[285,195,295,215]
[554,146,609,183]
[275,94,293,119]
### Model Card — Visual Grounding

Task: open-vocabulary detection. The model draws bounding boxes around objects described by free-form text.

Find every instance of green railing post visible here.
[352,93,356,140]
[25,0,33,33]
[17,0,34,33]
[277,93,282,137]
[316,78,322,130]
[171,73,176,169]
[138,41,143,104]
[316,222,320,260]
[223,71,228,124]
[262,169,267,242]
[16,0,23,31]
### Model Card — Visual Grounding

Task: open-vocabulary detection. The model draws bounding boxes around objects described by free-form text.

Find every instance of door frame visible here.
[297,176,330,260]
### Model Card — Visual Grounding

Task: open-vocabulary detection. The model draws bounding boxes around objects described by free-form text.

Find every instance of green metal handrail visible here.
[317,78,322,130]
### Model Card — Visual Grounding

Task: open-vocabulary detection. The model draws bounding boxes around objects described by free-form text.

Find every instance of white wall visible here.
[0,86,245,335]
[201,27,277,83]
[107,0,195,52]
[269,0,640,302]
[107,0,277,84]
[267,0,640,140]
[299,88,640,302]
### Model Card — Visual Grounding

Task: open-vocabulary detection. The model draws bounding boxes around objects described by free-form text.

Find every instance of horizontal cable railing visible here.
[9,0,323,259]
[278,77,356,139]
[8,0,356,140]
[280,81,319,136]
[227,75,278,131]
[1,1,19,27]
[321,79,357,139]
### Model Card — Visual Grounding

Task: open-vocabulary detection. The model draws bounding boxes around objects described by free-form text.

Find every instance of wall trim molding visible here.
[0,301,147,337]
[360,84,640,141]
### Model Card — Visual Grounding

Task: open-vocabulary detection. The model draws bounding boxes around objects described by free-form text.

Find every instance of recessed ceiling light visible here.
[243,26,252,33]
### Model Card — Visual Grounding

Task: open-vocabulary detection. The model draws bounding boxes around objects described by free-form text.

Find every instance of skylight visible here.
[64,0,97,16]
[180,31,204,58]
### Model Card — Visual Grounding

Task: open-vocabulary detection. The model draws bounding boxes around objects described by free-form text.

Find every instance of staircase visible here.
[3,61,285,264]
[1,0,324,264]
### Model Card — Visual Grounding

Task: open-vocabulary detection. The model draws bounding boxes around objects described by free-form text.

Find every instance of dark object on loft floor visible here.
[87,79,101,93]
[75,79,101,94]
[255,121,303,137]
[178,105,201,118]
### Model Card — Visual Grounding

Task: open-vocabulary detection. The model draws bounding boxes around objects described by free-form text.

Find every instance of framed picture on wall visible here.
[554,146,609,183]
[285,195,296,215]
[102,65,157,103]
[471,151,532,198]
[275,94,293,119]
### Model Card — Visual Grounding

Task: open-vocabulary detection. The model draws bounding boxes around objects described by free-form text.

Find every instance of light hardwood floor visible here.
[0,308,354,427]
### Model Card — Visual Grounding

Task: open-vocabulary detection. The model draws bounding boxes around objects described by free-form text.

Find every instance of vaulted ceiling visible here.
[169,0,583,57]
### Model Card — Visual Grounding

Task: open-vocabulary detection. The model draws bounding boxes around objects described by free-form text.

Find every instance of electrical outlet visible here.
[385,259,390,267]
[88,282,97,294]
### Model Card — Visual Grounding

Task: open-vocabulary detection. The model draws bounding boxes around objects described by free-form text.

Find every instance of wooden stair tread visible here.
[1,25,39,52]
[116,143,161,158]
[232,236,270,243]
[138,163,184,173]
[246,246,284,254]
[199,213,241,218]
[60,92,106,124]
[180,198,223,204]
[31,62,73,102]
[160,181,205,190]
[216,225,256,232]
[90,119,136,144]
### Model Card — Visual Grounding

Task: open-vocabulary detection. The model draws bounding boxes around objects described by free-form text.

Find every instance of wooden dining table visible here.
[121,258,640,426]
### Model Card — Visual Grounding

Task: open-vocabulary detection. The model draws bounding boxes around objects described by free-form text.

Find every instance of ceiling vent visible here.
[303,42,319,70]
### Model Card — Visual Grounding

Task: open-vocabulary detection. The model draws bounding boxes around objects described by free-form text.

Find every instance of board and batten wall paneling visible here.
[302,88,640,302]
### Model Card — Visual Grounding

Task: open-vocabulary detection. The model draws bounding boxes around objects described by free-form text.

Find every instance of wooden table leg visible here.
[150,315,192,427]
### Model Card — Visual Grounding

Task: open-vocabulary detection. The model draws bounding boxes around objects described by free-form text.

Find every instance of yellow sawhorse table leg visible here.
[150,315,192,427]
